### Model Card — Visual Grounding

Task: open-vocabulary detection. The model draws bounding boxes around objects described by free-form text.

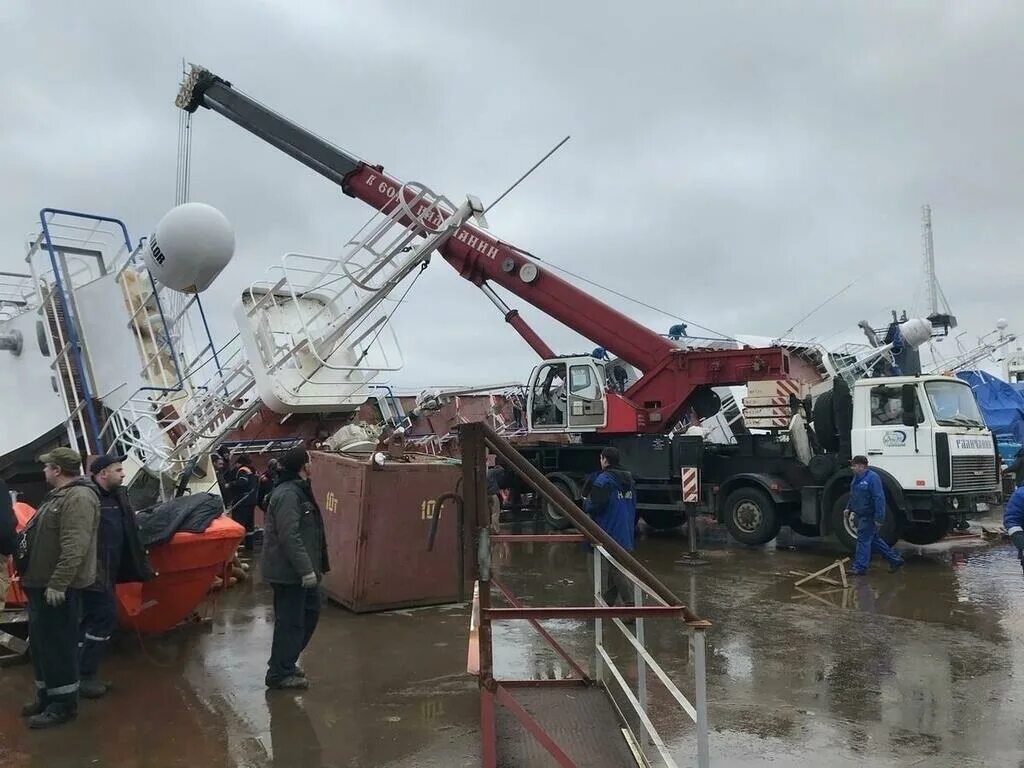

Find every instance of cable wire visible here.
[518,252,737,341]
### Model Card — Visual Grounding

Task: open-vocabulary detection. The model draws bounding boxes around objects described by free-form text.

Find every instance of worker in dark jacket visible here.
[258,458,280,512]
[229,453,258,551]
[1003,485,1024,561]
[1003,448,1024,488]
[847,456,904,576]
[486,456,506,534]
[584,447,637,606]
[261,447,329,690]
[19,448,100,729]
[79,454,154,699]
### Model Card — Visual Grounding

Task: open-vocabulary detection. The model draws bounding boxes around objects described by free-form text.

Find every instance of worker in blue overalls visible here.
[847,455,904,576]
[584,447,637,606]
[1003,485,1024,563]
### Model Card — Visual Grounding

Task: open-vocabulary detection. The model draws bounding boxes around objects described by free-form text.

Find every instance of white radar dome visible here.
[144,203,234,294]
[900,318,932,350]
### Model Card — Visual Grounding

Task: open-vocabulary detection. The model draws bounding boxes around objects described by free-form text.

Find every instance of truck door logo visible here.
[882,430,907,447]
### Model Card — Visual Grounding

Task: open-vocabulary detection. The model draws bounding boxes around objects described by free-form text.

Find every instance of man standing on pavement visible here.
[847,456,904,576]
[584,447,637,607]
[229,453,259,551]
[258,458,280,513]
[261,447,329,690]
[18,448,100,728]
[486,455,505,534]
[79,454,153,699]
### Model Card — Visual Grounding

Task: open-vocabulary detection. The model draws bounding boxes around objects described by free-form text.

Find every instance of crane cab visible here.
[526,356,607,433]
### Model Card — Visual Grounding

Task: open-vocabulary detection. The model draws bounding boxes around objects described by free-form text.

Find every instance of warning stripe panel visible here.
[776,379,802,397]
[743,406,790,418]
[742,396,790,408]
[680,467,700,503]
[745,417,790,429]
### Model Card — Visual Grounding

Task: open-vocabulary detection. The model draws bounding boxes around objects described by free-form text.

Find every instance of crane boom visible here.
[177,65,790,432]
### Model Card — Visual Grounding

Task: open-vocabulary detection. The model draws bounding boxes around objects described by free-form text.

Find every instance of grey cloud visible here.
[2,1,1020,390]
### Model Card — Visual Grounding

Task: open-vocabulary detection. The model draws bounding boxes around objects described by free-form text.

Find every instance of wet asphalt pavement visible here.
[2,514,1023,767]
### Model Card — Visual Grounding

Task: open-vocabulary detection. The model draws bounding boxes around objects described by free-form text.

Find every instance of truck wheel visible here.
[542,473,578,530]
[639,510,683,531]
[830,493,900,553]
[722,488,781,546]
[900,516,951,546]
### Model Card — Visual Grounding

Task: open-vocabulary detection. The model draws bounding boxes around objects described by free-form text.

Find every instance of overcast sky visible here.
[2,1,1021,388]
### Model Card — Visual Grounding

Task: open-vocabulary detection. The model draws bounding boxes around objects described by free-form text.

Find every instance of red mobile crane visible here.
[176,66,792,530]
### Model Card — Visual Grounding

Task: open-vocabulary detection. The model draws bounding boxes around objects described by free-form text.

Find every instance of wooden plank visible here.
[794,558,849,587]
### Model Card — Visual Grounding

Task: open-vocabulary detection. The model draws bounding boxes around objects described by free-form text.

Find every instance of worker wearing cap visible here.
[18,447,99,729]
[1002,485,1024,561]
[847,455,904,576]
[261,447,330,690]
[79,454,153,700]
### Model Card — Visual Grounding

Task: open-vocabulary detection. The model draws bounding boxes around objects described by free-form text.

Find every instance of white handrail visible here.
[593,548,710,768]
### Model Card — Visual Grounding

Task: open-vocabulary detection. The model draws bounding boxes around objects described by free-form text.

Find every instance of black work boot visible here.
[21,697,48,718]
[27,702,77,729]
[266,675,309,691]
[80,678,111,699]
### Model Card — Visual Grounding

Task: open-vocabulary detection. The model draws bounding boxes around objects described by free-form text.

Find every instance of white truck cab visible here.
[851,375,996,496]
[526,356,608,432]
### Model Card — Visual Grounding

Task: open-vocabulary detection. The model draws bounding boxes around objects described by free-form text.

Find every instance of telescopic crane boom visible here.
[176,65,789,434]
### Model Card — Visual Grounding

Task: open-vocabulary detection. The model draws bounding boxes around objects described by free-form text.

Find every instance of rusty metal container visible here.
[308,451,465,612]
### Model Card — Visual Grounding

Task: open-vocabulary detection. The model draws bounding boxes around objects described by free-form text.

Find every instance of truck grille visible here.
[951,455,997,491]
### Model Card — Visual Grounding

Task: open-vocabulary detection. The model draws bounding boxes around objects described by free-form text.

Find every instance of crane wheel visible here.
[829,492,901,552]
[542,473,579,531]
[722,487,781,546]
[900,517,951,545]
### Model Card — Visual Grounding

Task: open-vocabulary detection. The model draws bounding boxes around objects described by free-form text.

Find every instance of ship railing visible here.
[235,183,483,412]
[0,271,36,321]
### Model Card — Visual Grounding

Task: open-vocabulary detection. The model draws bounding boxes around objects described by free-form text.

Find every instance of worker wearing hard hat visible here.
[847,456,904,576]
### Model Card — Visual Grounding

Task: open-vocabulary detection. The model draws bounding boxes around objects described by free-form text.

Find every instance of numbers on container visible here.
[421,500,437,520]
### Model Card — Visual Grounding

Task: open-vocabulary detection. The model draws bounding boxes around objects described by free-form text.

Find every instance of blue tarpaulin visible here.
[957,370,1024,446]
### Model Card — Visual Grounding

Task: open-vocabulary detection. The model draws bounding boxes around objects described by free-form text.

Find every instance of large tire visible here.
[900,516,951,546]
[639,509,683,531]
[813,391,838,452]
[542,473,578,530]
[722,487,781,546]
[830,492,900,553]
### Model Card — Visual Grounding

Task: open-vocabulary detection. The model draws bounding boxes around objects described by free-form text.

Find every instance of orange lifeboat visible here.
[3,502,36,607]
[117,516,244,634]
[5,501,243,634]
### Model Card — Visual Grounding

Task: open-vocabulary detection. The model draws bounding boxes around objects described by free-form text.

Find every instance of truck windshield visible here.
[924,380,985,427]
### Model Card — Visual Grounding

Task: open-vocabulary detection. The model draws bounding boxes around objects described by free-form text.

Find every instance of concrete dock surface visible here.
[2,518,1022,767]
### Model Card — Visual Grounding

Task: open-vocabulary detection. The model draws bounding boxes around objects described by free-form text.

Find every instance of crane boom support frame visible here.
[177,64,790,433]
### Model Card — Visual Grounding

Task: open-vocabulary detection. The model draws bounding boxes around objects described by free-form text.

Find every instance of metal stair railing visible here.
[444,423,711,768]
